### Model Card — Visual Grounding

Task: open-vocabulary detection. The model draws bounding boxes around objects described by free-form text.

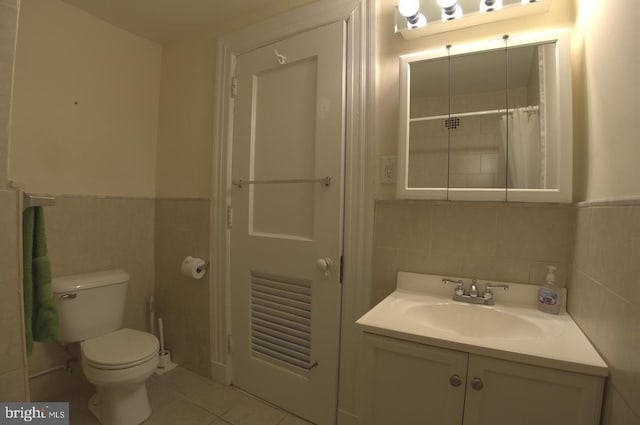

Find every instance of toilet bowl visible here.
[81,328,159,425]
[52,270,160,425]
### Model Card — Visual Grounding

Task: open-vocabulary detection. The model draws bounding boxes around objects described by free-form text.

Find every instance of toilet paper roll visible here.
[181,256,206,279]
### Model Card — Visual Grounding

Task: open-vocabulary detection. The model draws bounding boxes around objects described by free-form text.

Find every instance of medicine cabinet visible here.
[397,30,572,202]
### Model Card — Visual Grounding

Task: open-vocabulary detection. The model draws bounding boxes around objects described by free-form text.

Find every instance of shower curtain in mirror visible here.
[500,108,542,189]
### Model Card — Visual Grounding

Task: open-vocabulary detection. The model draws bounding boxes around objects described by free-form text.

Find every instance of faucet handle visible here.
[442,278,464,296]
[483,283,509,299]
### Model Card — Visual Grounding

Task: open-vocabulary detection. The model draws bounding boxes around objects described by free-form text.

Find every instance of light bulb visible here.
[480,0,502,13]
[398,0,420,17]
[408,12,427,29]
[440,2,463,21]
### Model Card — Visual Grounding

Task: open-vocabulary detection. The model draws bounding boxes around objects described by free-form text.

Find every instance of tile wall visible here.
[26,196,214,400]
[372,200,575,305]
[568,204,640,424]
[155,199,211,377]
[29,196,155,400]
[0,190,28,401]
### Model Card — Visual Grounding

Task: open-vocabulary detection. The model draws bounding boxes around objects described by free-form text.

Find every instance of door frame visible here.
[209,1,375,424]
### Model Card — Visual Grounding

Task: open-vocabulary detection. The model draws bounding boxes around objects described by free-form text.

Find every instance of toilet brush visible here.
[155,317,177,375]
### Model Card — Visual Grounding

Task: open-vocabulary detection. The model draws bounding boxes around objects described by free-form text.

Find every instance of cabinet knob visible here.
[449,374,462,387]
[471,377,484,391]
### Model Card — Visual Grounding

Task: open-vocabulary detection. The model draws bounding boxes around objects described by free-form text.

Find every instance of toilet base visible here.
[88,383,151,425]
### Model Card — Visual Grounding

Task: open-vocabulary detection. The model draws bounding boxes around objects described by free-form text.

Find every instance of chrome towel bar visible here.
[232,176,331,189]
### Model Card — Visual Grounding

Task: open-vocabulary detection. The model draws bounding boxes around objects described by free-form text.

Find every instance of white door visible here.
[229,21,345,425]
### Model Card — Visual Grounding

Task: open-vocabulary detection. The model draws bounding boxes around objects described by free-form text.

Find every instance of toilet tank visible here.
[52,269,129,342]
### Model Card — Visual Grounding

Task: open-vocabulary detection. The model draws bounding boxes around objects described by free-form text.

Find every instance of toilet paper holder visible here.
[181,256,209,279]
[196,261,209,273]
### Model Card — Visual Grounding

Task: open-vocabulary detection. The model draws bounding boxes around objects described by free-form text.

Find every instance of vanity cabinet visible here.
[361,333,604,425]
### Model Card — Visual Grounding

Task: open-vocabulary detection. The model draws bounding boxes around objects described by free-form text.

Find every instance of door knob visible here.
[316,257,333,278]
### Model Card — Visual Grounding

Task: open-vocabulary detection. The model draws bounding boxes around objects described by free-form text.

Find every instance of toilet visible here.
[53,269,159,425]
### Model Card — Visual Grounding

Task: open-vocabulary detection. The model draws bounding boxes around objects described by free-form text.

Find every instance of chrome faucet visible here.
[442,277,510,305]
[469,279,479,297]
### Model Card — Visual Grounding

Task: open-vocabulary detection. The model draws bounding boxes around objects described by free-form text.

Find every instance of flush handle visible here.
[449,374,462,387]
[60,293,77,300]
[471,377,484,391]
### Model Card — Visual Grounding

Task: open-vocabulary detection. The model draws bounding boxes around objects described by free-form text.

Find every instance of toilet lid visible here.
[82,328,159,369]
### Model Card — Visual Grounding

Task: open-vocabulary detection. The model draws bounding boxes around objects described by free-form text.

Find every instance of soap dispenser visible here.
[538,266,562,314]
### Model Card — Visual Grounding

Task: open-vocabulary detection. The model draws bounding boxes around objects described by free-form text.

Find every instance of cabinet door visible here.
[361,333,468,425]
[463,355,604,425]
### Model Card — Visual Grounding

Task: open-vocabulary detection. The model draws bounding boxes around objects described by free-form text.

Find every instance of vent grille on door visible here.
[250,272,312,371]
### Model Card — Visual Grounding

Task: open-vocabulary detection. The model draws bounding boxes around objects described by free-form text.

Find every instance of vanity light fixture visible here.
[437,0,463,21]
[480,0,503,13]
[398,0,428,29]
[394,0,551,40]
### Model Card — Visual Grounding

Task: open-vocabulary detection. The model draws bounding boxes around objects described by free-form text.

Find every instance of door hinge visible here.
[339,255,344,284]
[231,76,238,99]
[227,205,233,229]
[227,334,233,353]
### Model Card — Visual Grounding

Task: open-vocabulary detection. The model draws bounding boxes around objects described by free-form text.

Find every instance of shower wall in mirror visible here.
[398,30,572,202]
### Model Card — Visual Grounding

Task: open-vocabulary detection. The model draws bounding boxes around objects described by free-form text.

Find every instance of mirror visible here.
[398,30,572,202]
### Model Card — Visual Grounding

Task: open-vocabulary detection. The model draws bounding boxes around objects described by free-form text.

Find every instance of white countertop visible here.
[356,272,608,377]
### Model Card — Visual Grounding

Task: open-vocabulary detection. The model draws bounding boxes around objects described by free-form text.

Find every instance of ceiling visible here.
[60,0,304,43]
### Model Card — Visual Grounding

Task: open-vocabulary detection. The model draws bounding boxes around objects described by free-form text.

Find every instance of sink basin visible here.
[405,303,545,339]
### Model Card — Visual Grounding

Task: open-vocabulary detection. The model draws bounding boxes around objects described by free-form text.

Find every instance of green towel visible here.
[23,207,59,356]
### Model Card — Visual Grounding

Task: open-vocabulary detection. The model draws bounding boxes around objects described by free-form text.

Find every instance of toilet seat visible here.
[82,328,159,370]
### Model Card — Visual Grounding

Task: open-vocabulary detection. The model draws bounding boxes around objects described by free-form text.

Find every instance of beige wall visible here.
[572,0,640,202]
[9,0,162,197]
[155,0,317,198]
[567,1,640,423]
[155,39,216,198]
[376,0,574,199]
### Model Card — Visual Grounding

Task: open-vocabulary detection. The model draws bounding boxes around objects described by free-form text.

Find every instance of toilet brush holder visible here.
[158,350,171,367]
[155,350,177,375]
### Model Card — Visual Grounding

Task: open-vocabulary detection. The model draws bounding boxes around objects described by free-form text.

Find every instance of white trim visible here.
[576,197,640,208]
[210,1,374,422]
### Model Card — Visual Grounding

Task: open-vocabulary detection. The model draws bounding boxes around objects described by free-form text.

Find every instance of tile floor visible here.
[59,367,313,425]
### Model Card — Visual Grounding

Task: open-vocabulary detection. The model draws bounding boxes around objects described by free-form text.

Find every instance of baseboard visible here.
[210,360,229,385]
